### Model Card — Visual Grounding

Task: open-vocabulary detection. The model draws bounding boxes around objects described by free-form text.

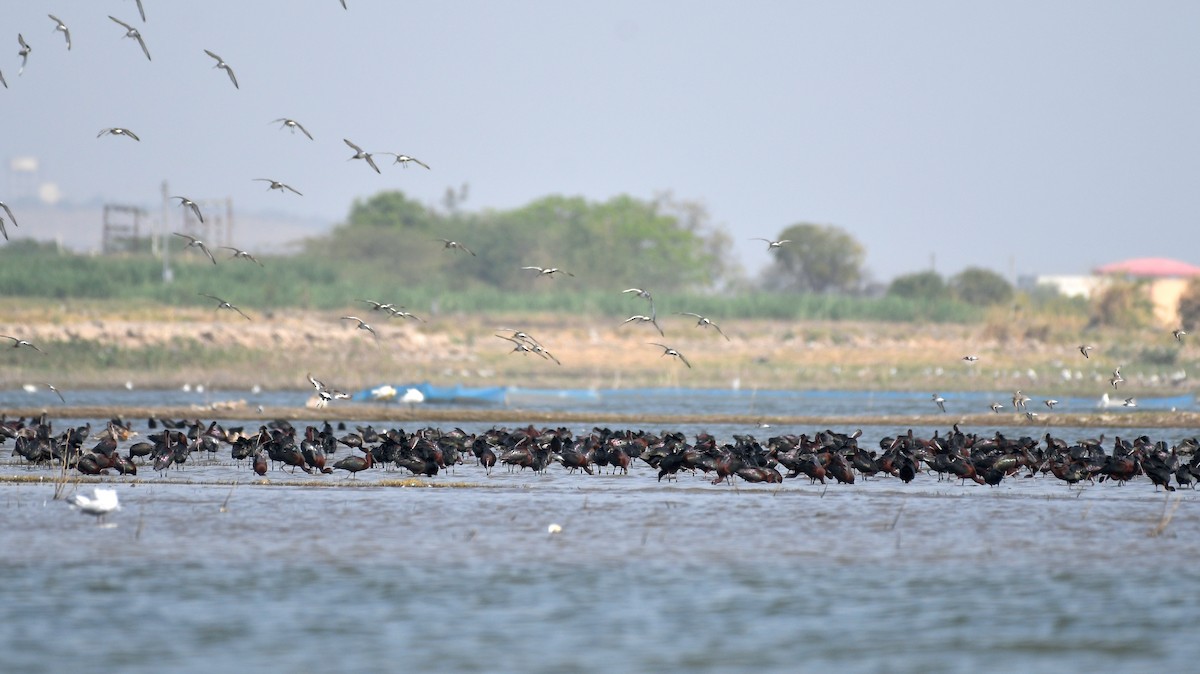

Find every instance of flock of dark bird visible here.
[5,414,1200,493]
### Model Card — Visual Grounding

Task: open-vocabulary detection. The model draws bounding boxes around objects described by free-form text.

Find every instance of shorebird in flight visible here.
[273,118,313,140]
[356,298,396,313]
[1173,329,1187,342]
[622,314,664,337]
[341,316,379,340]
[436,239,475,255]
[0,200,18,240]
[989,402,1004,414]
[751,238,791,251]
[49,15,71,51]
[254,178,302,195]
[497,328,542,347]
[1123,397,1137,408]
[98,127,141,141]
[961,355,979,363]
[0,336,43,352]
[384,153,430,169]
[46,383,66,403]
[344,139,381,174]
[17,34,30,75]
[1012,390,1030,411]
[173,233,216,264]
[1110,367,1124,388]
[204,50,239,89]
[931,393,946,413]
[220,246,264,266]
[522,266,573,278]
[497,333,537,356]
[649,343,691,368]
[387,307,425,322]
[1044,399,1059,410]
[307,373,350,407]
[109,16,151,61]
[1079,344,1094,358]
[1025,411,1039,422]
[676,312,730,341]
[623,287,653,302]
[200,294,251,320]
[172,196,204,223]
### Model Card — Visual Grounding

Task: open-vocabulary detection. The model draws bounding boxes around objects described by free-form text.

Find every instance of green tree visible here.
[761,223,865,293]
[888,270,948,300]
[950,267,1013,306]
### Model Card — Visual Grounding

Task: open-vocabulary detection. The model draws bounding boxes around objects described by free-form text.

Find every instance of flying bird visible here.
[0,200,18,240]
[989,402,1004,414]
[199,294,251,320]
[341,316,379,339]
[173,232,216,264]
[1110,367,1124,388]
[1173,329,1187,342]
[253,178,302,195]
[384,153,431,169]
[219,246,263,266]
[931,393,946,413]
[273,118,313,140]
[171,196,204,223]
[344,139,381,174]
[387,307,424,322]
[961,355,979,362]
[68,488,121,523]
[1123,397,1137,408]
[17,34,30,75]
[522,266,573,278]
[46,383,66,403]
[356,298,395,313]
[203,49,239,89]
[108,16,151,61]
[751,238,791,251]
[48,15,71,51]
[130,0,146,22]
[621,314,664,337]
[1044,399,1059,410]
[98,127,141,141]
[1079,344,1093,358]
[436,239,475,255]
[0,335,43,352]
[649,343,691,368]
[676,312,730,340]
[623,288,653,302]
[1012,390,1030,411]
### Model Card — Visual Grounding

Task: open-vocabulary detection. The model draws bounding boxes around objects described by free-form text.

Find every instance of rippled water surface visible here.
[4,409,1200,672]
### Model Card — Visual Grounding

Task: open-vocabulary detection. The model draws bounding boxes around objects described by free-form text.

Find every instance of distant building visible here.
[1020,257,1200,326]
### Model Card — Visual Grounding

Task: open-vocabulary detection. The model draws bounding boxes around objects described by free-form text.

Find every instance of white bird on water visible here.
[68,488,121,524]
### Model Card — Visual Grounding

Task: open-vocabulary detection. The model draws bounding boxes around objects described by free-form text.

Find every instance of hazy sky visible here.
[3,1,1198,283]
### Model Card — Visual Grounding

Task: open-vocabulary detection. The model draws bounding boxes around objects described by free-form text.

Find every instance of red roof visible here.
[1094,257,1200,278]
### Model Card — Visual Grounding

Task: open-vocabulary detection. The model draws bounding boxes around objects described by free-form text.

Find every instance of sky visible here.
[2,1,1199,284]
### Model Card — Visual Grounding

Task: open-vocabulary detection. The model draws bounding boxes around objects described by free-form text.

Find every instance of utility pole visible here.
[161,180,173,283]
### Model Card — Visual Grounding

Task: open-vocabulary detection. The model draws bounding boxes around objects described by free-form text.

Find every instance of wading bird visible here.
[200,294,251,320]
[108,16,151,61]
[203,49,239,89]
[173,232,216,264]
[68,488,120,523]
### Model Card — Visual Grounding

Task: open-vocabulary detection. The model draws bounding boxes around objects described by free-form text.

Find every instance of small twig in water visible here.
[1150,493,1183,538]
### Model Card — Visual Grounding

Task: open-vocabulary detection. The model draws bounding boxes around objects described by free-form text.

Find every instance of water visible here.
[4,393,1200,672]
